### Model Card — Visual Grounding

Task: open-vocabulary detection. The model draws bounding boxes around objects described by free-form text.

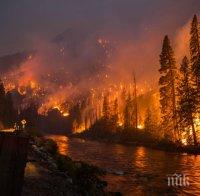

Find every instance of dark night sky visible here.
[0,0,199,56]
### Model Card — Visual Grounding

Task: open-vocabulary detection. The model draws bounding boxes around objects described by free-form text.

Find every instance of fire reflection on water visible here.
[46,135,69,155]
[134,147,147,170]
[45,135,200,195]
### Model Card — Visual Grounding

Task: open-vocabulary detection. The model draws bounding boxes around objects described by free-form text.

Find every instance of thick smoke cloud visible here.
[0,0,200,94]
[0,0,199,52]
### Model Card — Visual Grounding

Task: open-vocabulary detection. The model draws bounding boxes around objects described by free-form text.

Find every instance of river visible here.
[47,135,200,195]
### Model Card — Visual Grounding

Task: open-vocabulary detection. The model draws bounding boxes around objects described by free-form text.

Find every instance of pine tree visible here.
[144,107,154,134]
[177,56,198,145]
[112,98,119,123]
[110,98,119,131]
[159,35,178,141]
[132,71,138,129]
[190,14,200,112]
[123,93,135,129]
[102,94,110,120]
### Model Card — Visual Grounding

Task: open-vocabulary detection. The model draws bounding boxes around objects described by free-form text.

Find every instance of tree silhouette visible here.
[159,35,178,141]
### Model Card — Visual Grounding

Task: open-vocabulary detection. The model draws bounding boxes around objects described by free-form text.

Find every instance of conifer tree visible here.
[112,98,119,123]
[102,94,110,120]
[190,14,200,111]
[110,98,119,131]
[123,93,136,129]
[132,71,138,129]
[177,56,197,145]
[144,107,154,134]
[159,35,178,141]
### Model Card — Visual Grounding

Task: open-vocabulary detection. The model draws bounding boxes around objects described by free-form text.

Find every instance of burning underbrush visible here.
[2,67,159,134]
[0,36,160,135]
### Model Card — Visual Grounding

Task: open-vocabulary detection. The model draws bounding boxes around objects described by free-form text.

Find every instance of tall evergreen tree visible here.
[132,71,138,129]
[124,94,131,129]
[123,93,135,129]
[102,94,110,120]
[190,14,200,112]
[159,35,178,141]
[109,98,119,132]
[177,56,198,145]
[112,98,119,123]
[144,107,155,134]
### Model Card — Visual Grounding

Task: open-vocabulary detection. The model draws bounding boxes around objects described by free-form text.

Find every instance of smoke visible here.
[1,0,200,116]
[2,14,196,114]
[174,21,191,64]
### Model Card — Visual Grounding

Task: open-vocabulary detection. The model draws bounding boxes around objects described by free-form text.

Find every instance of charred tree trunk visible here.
[133,71,138,129]
[191,115,198,146]
[171,70,178,142]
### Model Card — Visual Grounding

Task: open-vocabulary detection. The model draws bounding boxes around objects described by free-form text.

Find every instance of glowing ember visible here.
[73,124,86,133]
[0,128,15,133]
[53,106,60,110]
[137,124,144,129]
[63,112,69,117]
[182,138,187,146]
[118,121,123,127]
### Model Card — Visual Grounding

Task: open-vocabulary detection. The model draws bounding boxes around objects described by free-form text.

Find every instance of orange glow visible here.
[51,105,70,117]
[30,81,37,89]
[182,138,187,146]
[137,124,144,129]
[134,147,146,169]
[118,121,123,127]
[63,112,70,117]
[73,124,86,133]
[46,135,69,155]
[1,51,161,134]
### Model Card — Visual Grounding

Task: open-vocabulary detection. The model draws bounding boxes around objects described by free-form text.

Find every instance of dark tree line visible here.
[159,15,200,146]
[0,82,16,128]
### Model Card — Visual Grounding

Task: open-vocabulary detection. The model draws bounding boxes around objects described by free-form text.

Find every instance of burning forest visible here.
[2,1,200,196]
[0,28,157,133]
[1,14,200,147]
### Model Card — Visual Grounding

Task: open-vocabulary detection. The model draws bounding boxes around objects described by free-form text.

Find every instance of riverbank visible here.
[72,129,200,155]
[44,134,200,195]
[22,135,120,196]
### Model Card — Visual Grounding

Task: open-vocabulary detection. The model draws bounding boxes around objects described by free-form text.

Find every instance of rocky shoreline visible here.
[22,136,120,196]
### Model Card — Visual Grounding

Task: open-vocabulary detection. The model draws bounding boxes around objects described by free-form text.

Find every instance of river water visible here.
[47,135,200,195]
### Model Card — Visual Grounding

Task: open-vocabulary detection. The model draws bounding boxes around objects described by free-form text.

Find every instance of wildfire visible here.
[118,121,123,127]
[62,112,70,117]
[53,106,60,110]
[53,106,70,117]
[73,122,86,133]
[194,117,200,127]
[182,138,187,146]
[137,124,144,129]
[18,86,27,95]
[1,53,160,135]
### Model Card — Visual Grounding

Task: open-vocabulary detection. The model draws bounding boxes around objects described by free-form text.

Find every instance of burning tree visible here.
[144,107,156,135]
[124,93,135,129]
[190,15,200,112]
[159,35,178,141]
[177,56,197,145]
[102,94,110,120]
